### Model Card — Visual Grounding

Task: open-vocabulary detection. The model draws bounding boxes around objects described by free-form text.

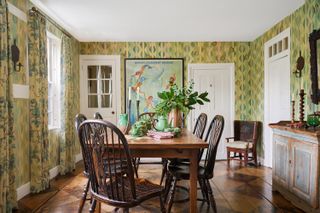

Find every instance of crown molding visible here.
[30,0,80,40]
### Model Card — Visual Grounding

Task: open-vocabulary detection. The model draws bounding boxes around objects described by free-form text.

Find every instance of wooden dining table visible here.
[125,129,208,213]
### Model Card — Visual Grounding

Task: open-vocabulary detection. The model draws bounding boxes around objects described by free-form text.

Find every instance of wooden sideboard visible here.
[270,121,320,212]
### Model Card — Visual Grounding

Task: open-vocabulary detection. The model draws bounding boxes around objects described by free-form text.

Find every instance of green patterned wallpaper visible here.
[250,0,320,123]
[81,42,253,120]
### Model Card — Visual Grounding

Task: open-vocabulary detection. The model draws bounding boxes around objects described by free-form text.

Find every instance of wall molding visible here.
[49,166,59,180]
[7,2,27,23]
[16,182,30,201]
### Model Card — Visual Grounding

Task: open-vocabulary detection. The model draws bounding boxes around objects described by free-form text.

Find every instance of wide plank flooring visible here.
[17,161,303,213]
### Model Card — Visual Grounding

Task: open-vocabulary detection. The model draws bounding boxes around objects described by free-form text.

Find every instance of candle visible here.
[137,87,140,101]
[300,79,304,90]
[128,87,131,100]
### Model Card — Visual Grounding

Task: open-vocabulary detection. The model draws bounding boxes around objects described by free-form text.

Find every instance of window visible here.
[47,32,61,129]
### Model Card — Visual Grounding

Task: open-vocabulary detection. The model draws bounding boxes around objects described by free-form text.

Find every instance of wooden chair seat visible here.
[167,164,208,180]
[226,141,253,149]
[96,178,163,207]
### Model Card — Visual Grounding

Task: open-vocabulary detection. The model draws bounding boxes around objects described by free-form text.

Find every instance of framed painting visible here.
[124,58,184,123]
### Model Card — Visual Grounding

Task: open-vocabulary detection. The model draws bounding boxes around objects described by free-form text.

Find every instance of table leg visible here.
[190,150,198,213]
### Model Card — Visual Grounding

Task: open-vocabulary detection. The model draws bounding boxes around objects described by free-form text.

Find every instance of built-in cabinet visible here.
[270,122,320,212]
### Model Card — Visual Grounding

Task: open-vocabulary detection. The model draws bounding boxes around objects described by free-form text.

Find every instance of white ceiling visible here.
[32,0,305,42]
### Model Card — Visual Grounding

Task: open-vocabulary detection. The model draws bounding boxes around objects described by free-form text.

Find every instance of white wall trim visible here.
[49,166,59,180]
[75,152,83,163]
[16,153,83,201]
[30,0,77,39]
[263,27,291,167]
[16,182,30,201]
[187,63,235,132]
[7,2,27,23]
[12,84,29,99]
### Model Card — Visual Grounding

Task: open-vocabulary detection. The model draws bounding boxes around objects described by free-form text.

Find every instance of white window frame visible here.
[47,31,61,130]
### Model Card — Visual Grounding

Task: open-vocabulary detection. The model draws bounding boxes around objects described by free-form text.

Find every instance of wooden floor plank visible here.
[16,161,303,213]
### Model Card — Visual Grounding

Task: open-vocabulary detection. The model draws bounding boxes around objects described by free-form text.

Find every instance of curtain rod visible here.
[30,7,72,38]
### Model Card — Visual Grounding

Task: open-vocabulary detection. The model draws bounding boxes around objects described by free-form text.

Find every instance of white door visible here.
[264,55,290,167]
[264,29,290,168]
[189,64,234,160]
[80,55,121,124]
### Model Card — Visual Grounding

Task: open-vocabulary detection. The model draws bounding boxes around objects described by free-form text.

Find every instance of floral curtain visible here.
[59,35,76,174]
[28,11,50,193]
[0,0,16,211]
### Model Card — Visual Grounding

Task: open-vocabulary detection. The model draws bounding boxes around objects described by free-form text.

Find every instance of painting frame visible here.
[124,58,184,122]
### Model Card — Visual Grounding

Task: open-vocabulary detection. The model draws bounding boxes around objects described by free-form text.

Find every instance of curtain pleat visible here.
[59,35,75,174]
[28,11,50,193]
[0,0,16,211]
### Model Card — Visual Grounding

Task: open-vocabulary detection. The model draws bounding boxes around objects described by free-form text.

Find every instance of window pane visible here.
[101,66,112,79]
[88,80,98,93]
[88,95,98,108]
[48,112,52,126]
[88,66,98,79]
[101,80,111,93]
[101,95,111,108]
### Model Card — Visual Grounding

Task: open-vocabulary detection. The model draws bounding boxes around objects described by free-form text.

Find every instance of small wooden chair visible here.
[226,120,261,166]
[74,114,89,212]
[160,113,208,185]
[165,115,224,213]
[77,120,165,213]
[93,112,103,119]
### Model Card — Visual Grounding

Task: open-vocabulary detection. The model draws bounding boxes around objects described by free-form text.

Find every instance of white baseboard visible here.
[75,153,83,163]
[139,158,162,163]
[16,182,30,200]
[49,166,59,180]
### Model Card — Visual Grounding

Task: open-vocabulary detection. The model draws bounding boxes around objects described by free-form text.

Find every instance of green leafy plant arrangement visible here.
[155,81,210,116]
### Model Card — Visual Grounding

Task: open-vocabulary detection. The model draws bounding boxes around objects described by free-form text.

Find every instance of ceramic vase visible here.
[118,113,129,134]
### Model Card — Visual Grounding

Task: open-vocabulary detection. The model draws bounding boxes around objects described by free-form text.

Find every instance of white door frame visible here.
[187,63,235,134]
[79,55,121,119]
[264,28,290,167]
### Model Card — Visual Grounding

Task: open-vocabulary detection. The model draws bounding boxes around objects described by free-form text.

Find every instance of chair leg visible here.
[132,158,139,178]
[205,180,217,213]
[160,159,168,185]
[199,178,209,205]
[254,150,258,166]
[89,199,96,213]
[227,150,230,166]
[164,173,173,202]
[244,151,248,167]
[167,177,177,213]
[159,194,166,213]
[78,178,90,213]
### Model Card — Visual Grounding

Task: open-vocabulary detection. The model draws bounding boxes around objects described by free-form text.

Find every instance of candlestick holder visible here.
[291,100,295,124]
[299,89,306,124]
[126,99,132,134]
[136,100,140,119]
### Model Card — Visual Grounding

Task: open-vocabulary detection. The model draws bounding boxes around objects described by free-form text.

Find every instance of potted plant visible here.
[155,81,210,127]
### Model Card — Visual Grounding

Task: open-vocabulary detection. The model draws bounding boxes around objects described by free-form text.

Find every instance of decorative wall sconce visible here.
[11,39,23,72]
[293,51,305,78]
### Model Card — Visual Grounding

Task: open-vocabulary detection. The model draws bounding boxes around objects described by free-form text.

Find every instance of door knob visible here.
[111,111,115,114]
